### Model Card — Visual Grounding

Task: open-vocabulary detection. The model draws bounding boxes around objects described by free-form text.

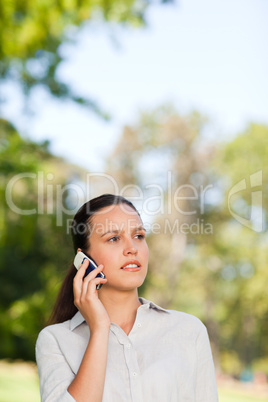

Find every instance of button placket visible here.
[123,344,143,402]
[110,314,147,401]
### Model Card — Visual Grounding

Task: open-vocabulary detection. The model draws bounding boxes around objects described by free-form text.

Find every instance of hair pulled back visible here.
[48,194,139,325]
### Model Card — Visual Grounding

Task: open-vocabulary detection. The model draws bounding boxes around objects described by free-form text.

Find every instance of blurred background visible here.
[0,0,268,401]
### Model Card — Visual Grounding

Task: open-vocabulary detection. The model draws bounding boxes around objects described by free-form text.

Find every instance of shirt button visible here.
[126,343,131,349]
[133,372,137,377]
[137,323,142,328]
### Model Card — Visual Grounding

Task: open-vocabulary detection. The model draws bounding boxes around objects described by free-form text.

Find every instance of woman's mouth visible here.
[121,261,141,271]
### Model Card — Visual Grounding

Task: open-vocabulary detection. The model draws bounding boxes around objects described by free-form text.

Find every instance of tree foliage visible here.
[0,0,163,116]
[0,119,85,359]
[106,105,215,303]
[106,108,268,375]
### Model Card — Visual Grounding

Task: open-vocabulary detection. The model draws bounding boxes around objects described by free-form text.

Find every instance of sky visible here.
[2,0,268,171]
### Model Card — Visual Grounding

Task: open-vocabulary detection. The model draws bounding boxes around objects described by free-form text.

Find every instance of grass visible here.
[0,360,40,402]
[218,387,268,402]
[0,360,267,402]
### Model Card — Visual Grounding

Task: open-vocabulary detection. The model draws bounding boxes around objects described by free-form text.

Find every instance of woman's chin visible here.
[102,277,146,292]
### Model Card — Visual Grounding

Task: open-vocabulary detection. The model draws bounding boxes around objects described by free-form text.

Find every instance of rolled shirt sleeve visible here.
[36,329,76,402]
[195,323,218,402]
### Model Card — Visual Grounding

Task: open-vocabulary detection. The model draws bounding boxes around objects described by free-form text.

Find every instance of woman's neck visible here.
[98,289,141,335]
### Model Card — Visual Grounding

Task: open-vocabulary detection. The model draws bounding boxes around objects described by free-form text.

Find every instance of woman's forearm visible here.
[68,327,110,402]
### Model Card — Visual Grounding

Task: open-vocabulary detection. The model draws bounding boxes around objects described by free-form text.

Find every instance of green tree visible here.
[0,119,86,359]
[210,124,268,373]
[0,0,166,117]
[105,107,268,375]
[106,105,215,305]
[175,123,268,374]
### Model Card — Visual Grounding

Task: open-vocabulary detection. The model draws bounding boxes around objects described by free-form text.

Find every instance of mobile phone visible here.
[73,251,105,289]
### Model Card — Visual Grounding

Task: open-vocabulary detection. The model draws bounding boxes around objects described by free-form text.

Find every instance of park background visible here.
[0,0,268,400]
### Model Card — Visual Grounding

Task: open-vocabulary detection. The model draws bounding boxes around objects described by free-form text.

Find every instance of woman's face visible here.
[86,203,149,292]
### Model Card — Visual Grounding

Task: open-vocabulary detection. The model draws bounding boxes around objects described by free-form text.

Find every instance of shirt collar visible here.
[70,297,169,331]
[138,297,169,313]
[70,311,85,331]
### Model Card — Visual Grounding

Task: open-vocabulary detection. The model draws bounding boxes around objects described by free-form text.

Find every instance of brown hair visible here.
[48,194,139,325]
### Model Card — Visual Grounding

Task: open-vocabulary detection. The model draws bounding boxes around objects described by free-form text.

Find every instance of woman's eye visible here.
[108,236,120,242]
[135,234,145,240]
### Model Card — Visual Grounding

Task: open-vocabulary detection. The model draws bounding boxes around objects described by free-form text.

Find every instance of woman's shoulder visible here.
[166,308,206,329]
[144,298,207,337]
[162,308,209,343]
[36,311,84,346]
[36,319,71,345]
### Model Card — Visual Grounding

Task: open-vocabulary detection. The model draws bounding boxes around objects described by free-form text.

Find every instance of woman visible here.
[36,194,218,402]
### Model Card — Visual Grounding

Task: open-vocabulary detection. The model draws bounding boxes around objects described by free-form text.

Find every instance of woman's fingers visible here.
[83,263,104,283]
[83,277,107,297]
[81,265,105,297]
[73,261,110,329]
[74,258,89,281]
[73,260,106,306]
[73,259,89,297]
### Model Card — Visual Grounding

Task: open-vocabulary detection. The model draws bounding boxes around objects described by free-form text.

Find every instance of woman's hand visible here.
[73,259,110,332]
[70,260,110,401]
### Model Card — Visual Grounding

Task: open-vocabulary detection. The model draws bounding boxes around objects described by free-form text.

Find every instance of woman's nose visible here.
[123,240,137,255]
